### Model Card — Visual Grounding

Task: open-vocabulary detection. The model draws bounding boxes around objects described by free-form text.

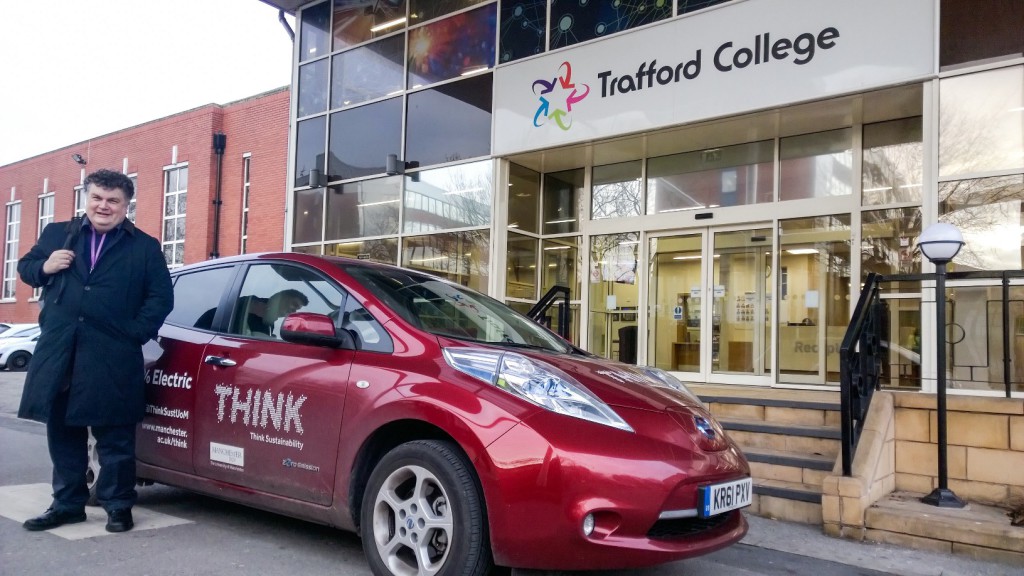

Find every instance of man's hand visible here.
[43,249,75,275]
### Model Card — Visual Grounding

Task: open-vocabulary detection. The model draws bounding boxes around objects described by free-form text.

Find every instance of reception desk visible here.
[778,324,844,374]
[671,342,700,371]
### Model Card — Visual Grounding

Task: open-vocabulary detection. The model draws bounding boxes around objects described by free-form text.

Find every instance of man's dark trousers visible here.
[47,390,137,512]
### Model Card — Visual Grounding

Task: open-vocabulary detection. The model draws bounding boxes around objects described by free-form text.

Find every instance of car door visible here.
[192,261,354,506]
[138,264,238,474]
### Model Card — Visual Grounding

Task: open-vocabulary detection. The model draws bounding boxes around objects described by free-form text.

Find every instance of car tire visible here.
[361,439,491,576]
[7,351,30,371]
[86,431,101,506]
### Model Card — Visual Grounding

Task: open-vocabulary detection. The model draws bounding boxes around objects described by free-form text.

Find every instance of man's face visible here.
[85,184,129,234]
[280,296,304,316]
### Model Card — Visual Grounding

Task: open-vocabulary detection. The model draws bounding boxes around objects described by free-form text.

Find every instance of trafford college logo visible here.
[532,61,590,131]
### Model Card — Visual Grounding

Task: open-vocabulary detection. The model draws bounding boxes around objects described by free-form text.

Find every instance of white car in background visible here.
[0,323,38,338]
[0,331,39,371]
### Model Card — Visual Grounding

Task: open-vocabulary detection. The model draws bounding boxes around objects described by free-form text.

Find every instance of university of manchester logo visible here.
[532,61,590,131]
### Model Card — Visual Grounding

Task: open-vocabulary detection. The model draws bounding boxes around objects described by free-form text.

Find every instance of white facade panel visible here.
[493,0,937,155]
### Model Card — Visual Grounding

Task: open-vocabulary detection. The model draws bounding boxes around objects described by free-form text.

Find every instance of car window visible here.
[230,263,342,341]
[338,294,393,353]
[167,266,236,329]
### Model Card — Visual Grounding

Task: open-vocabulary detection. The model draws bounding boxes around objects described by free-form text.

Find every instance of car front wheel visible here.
[361,439,491,576]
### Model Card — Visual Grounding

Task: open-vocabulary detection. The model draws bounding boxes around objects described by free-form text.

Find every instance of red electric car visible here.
[115,253,750,574]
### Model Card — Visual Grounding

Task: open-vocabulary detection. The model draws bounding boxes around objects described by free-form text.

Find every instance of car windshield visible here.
[341,264,571,354]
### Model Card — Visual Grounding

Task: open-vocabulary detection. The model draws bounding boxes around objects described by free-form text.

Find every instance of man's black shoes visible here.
[22,507,87,531]
[105,508,134,533]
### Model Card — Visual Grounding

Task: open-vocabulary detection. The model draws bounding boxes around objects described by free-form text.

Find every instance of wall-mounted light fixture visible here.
[71,153,87,165]
[385,153,419,176]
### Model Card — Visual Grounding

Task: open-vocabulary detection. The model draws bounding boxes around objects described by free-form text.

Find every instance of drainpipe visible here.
[278,10,295,41]
[211,133,227,259]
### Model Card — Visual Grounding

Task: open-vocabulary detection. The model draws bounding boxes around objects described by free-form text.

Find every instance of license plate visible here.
[700,477,752,517]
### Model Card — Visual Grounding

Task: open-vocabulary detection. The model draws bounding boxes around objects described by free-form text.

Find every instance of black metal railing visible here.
[527,285,571,340]
[840,269,1023,476]
[839,272,885,476]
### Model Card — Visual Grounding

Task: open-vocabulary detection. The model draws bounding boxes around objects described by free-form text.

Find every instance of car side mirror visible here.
[280,312,355,349]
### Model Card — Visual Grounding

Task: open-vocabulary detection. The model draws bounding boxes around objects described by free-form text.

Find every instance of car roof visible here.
[170,252,418,277]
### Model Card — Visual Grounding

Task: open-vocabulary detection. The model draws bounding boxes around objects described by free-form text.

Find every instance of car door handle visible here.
[204,355,237,367]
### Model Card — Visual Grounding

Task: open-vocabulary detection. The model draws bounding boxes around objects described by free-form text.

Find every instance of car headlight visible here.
[639,366,704,406]
[443,348,633,432]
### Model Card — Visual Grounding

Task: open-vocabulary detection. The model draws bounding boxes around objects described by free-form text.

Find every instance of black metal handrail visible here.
[527,285,571,340]
[839,273,885,476]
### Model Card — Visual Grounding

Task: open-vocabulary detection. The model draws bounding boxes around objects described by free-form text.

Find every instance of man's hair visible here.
[275,288,309,306]
[84,169,135,200]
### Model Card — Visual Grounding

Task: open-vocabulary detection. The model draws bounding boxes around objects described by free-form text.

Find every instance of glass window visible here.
[231,263,341,341]
[939,174,1024,272]
[332,0,408,51]
[551,0,671,50]
[939,66,1024,177]
[499,0,545,63]
[508,163,540,234]
[862,207,923,277]
[241,157,250,253]
[778,216,852,382]
[37,194,54,237]
[74,185,86,217]
[407,4,496,89]
[293,187,325,244]
[3,203,20,300]
[326,175,401,240]
[331,35,405,108]
[506,232,537,299]
[295,116,327,188]
[402,230,491,293]
[328,97,403,180]
[162,165,188,267]
[403,160,493,232]
[591,161,642,220]
[679,0,733,14]
[127,175,137,224]
[405,74,492,167]
[298,60,329,117]
[338,292,393,353]
[325,238,398,264]
[647,141,774,214]
[780,128,853,201]
[169,266,236,330]
[589,232,640,361]
[410,0,487,24]
[543,168,583,234]
[299,1,331,62]
[343,260,568,352]
[862,117,923,205]
[542,237,581,299]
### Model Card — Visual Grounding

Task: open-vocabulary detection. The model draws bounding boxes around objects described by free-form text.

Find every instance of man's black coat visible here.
[16,219,174,426]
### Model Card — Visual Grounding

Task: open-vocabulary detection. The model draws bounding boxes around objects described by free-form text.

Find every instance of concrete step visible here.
[703,394,842,428]
[744,447,837,487]
[719,418,841,456]
[749,478,824,524]
[864,491,1024,565]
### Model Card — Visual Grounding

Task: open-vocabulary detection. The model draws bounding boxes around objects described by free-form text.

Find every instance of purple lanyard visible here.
[90,231,106,272]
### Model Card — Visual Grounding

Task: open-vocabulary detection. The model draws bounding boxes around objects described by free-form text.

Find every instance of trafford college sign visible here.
[492,0,936,156]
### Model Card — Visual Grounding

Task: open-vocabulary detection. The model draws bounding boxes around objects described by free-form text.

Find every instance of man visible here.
[18,169,173,533]
[242,289,308,337]
[193,288,308,337]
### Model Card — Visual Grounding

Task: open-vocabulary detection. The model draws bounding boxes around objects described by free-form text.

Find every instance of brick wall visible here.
[0,87,290,323]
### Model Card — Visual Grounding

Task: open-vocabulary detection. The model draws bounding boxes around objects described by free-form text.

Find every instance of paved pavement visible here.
[0,370,1020,575]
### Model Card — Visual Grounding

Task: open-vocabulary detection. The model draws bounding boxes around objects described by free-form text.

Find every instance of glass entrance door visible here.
[712,228,773,379]
[648,226,773,383]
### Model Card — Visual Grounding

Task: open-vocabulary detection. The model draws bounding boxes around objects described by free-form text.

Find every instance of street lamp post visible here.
[917,222,967,508]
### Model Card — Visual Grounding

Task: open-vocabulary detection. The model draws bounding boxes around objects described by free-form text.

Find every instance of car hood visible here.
[503,348,705,414]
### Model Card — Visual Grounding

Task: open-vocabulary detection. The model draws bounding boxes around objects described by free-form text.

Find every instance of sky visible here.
[0,0,295,166]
